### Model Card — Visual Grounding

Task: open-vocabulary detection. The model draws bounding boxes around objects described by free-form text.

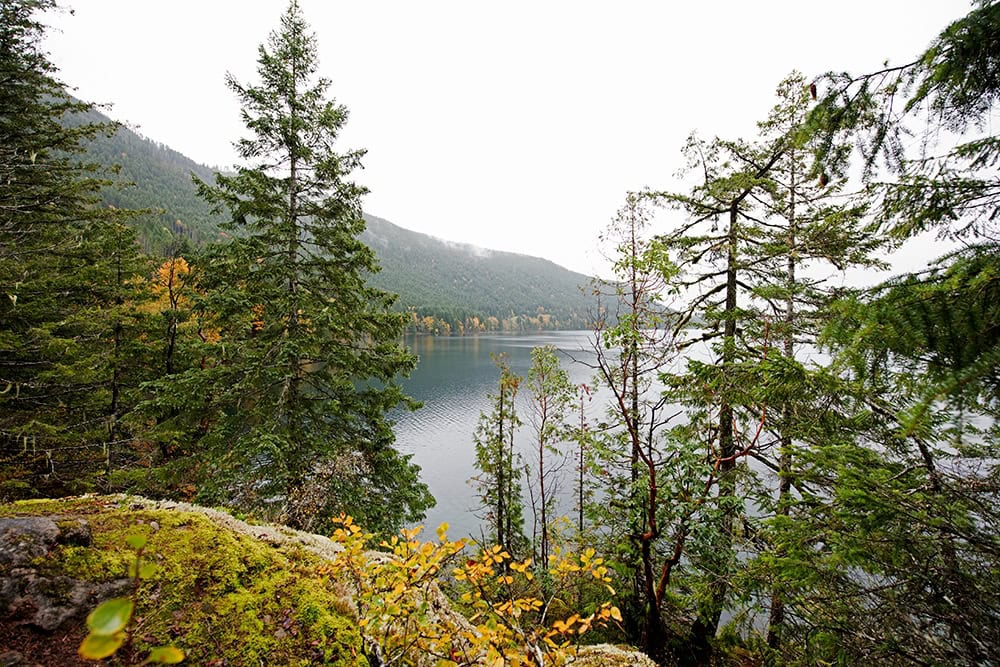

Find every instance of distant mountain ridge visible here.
[361,214,595,331]
[77,107,597,331]
[71,107,228,253]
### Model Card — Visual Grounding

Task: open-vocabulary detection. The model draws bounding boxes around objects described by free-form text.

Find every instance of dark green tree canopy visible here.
[157,1,431,533]
[0,0,150,500]
[811,0,1000,238]
[810,0,1000,422]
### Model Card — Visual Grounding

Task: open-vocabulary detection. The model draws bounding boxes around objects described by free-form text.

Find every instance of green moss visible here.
[48,543,132,581]
[0,496,109,517]
[5,497,366,666]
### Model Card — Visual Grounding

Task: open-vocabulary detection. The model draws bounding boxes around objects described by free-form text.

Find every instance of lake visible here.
[393,329,805,541]
[393,331,603,540]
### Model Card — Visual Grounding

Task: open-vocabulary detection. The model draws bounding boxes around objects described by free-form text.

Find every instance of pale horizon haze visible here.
[43,1,970,277]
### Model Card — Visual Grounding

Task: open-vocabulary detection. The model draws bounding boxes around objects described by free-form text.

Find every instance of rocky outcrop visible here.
[0,517,130,633]
[0,496,655,666]
[0,496,364,666]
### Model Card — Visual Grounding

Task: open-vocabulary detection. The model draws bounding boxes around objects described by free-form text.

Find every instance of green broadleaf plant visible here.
[79,533,184,664]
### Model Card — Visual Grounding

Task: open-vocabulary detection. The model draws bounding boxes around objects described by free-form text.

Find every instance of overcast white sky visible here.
[43,1,970,276]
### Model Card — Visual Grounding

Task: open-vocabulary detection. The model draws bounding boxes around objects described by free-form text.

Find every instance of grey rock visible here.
[0,651,40,667]
[0,518,59,568]
[2,566,130,631]
[0,516,127,632]
[22,573,129,631]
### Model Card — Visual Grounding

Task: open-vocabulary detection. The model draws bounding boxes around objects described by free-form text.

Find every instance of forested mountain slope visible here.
[361,214,595,331]
[77,109,597,331]
[70,107,228,253]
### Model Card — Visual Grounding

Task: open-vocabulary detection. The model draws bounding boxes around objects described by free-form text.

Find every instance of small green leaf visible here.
[142,646,185,664]
[79,631,125,659]
[126,534,148,550]
[86,597,133,635]
[139,562,159,579]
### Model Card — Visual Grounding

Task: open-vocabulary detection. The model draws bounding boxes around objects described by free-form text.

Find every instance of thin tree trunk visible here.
[690,201,740,664]
[768,147,797,648]
[578,387,586,537]
[506,415,515,555]
[538,400,549,569]
[107,238,123,488]
[497,385,507,552]
[165,259,179,376]
[629,202,640,484]
[283,52,306,528]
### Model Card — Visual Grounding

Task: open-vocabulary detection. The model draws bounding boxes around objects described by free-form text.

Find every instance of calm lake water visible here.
[393,329,815,541]
[393,331,602,540]
[392,331,814,630]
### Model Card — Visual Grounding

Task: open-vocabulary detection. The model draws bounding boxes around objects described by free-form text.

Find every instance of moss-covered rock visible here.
[0,495,365,666]
[1,497,658,666]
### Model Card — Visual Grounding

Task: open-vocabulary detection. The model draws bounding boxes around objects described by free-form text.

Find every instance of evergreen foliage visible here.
[472,354,526,555]
[582,74,879,664]
[754,4,1000,663]
[813,0,1000,238]
[810,0,1000,414]
[145,2,431,534]
[1,1,997,664]
[67,106,228,255]
[362,213,597,333]
[649,129,784,662]
[68,110,597,330]
[0,0,152,500]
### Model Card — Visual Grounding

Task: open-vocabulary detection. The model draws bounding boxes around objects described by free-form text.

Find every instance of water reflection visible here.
[393,332,599,539]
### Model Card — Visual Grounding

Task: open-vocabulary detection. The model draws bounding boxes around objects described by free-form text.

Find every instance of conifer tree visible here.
[737,72,876,647]
[810,0,1000,423]
[635,74,875,662]
[0,0,150,499]
[472,354,525,554]
[780,5,1000,661]
[155,1,430,533]
[650,133,783,662]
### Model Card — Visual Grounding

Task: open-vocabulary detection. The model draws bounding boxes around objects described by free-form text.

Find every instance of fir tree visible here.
[0,0,149,499]
[789,5,1000,662]
[633,74,875,662]
[739,72,876,647]
[651,132,783,662]
[155,1,430,533]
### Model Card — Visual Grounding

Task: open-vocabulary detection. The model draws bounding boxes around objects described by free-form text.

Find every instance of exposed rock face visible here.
[0,517,129,633]
[0,497,365,666]
[0,518,60,567]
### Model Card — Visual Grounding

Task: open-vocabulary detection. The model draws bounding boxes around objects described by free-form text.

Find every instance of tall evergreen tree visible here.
[650,132,783,663]
[810,0,1000,421]
[0,0,149,499]
[153,1,430,534]
[629,74,875,663]
[735,72,876,647]
[472,353,525,555]
[779,4,1000,662]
